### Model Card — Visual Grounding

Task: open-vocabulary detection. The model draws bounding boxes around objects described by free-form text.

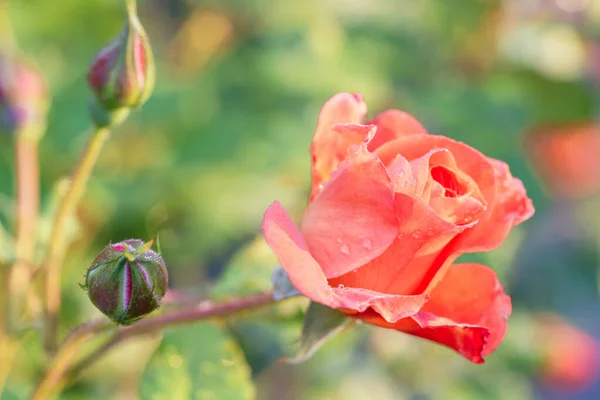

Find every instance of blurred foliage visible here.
[3,0,600,398]
[140,322,255,400]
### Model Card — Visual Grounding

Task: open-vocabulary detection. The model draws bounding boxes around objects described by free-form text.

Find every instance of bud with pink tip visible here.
[87,0,155,127]
[84,239,168,325]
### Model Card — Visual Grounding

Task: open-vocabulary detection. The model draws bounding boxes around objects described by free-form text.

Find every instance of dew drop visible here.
[361,238,373,250]
[340,244,351,255]
[412,230,422,239]
[337,284,345,289]
[426,229,435,237]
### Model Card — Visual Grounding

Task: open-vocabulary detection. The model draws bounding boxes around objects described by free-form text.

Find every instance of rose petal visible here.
[310,93,368,197]
[386,154,416,193]
[407,148,486,225]
[367,109,428,151]
[379,136,532,252]
[309,124,376,199]
[301,143,398,279]
[409,148,460,200]
[357,263,511,363]
[262,201,429,321]
[376,135,495,211]
[461,159,534,252]
[329,193,473,295]
[376,135,529,291]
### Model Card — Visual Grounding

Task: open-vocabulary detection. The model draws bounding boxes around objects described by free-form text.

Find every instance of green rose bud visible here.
[84,238,168,325]
[87,0,155,127]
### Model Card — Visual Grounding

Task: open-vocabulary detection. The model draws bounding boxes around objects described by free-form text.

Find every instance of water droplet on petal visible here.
[337,284,345,289]
[336,237,343,244]
[340,244,351,255]
[361,238,373,250]
[412,230,422,239]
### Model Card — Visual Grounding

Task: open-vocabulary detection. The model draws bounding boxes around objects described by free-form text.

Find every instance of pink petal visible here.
[376,136,495,210]
[367,109,428,151]
[310,93,369,198]
[301,143,398,279]
[386,154,416,193]
[359,263,511,363]
[329,192,471,296]
[375,135,523,290]
[309,124,376,200]
[262,201,428,322]
[460,159,535,252]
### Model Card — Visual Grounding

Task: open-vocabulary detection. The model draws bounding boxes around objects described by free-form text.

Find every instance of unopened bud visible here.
[84,239,168,325]
[0,53,47,139]
[87,0,155,127]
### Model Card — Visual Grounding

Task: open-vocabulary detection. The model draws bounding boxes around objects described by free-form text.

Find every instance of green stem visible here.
[8,136,40,331]
[125,0,137,14]
[30,319,112,400]
[0,0,16,49]
[43,127,111,353]
[1,130,43,396]
[32,291,275,399]
[0,336,18,397]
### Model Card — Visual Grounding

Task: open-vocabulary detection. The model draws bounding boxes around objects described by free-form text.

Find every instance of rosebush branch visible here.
[32,291,275,399]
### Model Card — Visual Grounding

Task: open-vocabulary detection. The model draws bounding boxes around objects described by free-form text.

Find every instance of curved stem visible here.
[43,127,111,353]
[30,319,112,400]
[8,137,40,330]
[32,291,275,399]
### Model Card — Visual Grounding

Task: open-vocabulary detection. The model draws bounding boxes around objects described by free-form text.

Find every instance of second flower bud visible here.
[87,1,155,127]
[84,239,168,325]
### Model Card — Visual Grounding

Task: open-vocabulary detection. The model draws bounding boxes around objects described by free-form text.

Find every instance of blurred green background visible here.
[3,0,600,398]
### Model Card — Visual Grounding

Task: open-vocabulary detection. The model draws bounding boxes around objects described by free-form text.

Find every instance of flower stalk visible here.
[43,126,111,353]
[8,130,41,331]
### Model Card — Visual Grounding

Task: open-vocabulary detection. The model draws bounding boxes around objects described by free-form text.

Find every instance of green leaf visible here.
[271,266,300,301]
[139,322,255,400]
[283,301,354,364]
[211,236,279,299]
[227,322,286,378]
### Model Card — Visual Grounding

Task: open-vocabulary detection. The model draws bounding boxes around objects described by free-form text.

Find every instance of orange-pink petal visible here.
[460,159,535,252]
[262,201,429,321]
[358,263,511,363]
[301,144,398,279]
[310,94,369,198]
[329,193,472,295]
[367,109,428,151]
